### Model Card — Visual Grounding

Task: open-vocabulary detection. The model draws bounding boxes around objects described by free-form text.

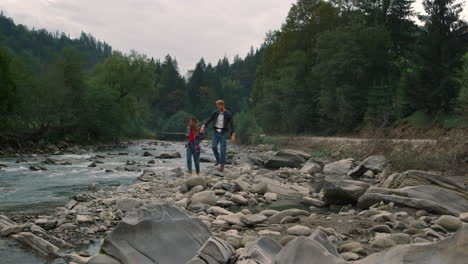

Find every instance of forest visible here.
[0,0,467,145]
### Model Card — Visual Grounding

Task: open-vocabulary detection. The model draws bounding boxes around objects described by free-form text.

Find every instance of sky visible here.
[1,0,467,74]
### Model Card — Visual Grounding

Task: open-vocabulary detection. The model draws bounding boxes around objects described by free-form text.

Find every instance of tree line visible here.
[0,11,261,143]
[1,0,467,145]
[252,0,468,135]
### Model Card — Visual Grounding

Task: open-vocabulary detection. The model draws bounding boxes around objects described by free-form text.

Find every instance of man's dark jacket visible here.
[204,110,235,136]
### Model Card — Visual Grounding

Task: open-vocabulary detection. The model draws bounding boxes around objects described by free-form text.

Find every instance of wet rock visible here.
[357,226,468,264]
[96,204,211,264]
[323,159,355,174]
[74,192,94,202]
[301,197,325,207]
[143,151,153,157]
[435,215,463,232]
[138,170,156,182]
[88,182,103,192]
[157,152,181,159]
[29,165,47,171]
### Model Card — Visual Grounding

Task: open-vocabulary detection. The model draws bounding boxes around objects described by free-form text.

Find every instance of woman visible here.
[185,117,204,175]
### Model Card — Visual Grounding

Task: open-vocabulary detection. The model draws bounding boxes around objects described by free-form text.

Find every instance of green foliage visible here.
[457,53,468,119]
[160,111,194,140]
[234,110,263,145]
[0,43,15,130]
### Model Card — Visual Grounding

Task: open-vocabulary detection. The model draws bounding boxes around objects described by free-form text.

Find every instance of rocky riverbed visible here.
[1,140,467,264]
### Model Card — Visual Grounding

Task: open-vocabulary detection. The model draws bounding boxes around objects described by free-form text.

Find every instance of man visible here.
[200,100,235,172]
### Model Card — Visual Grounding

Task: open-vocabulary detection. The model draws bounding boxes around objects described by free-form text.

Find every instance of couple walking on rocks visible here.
[185,100,235,175]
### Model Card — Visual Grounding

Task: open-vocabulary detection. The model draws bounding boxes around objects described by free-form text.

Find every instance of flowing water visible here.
[0,140,327,263]
[0,141,210,264]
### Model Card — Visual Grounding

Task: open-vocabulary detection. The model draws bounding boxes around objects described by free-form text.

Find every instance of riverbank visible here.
[1,140,468,263]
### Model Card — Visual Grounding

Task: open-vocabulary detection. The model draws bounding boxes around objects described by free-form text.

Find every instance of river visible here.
[0,140,211,264]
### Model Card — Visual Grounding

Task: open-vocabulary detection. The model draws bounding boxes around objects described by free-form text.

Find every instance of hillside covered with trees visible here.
[0,0,467,146]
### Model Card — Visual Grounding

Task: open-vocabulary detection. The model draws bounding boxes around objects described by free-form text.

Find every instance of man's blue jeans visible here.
[186,141,200,173]
[212,131,227,165]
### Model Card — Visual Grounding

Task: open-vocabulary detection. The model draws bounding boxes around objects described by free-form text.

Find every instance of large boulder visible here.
[273,236,347,264]
[323,176,370,205]
[348,156,387,179]
[357,225,468,264]
[300,160,323,174]
[265,149,310,169]
[99,204,211,264]
[188,237,235,264]
[238,233,344,264]
[381,170,468,200]
[323,159,355,174]
[11,232,60,258]
[237,237,283,264]
[358,185,468,215]
[115,198,143,212]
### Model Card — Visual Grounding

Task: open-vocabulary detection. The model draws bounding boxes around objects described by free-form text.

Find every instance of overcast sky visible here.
[1,0,467,74]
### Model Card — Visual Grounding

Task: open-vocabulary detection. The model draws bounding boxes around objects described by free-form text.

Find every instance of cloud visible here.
[1,0,295,73]
[1,0,466,73]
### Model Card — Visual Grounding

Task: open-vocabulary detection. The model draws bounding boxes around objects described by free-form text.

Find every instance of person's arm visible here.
[201,111,216,133]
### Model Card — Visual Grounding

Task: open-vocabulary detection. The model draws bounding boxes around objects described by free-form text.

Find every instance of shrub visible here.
[160,111,194,140]
[234,110,263,145]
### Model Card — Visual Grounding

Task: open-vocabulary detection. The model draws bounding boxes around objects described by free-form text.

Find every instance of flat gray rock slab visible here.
[101,203,211,264]
[357,226,468,264]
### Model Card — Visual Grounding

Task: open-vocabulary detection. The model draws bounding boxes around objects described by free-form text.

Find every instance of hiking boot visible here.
[218,165,224,172]
[185,172,192,176]
[214,161,219,166]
